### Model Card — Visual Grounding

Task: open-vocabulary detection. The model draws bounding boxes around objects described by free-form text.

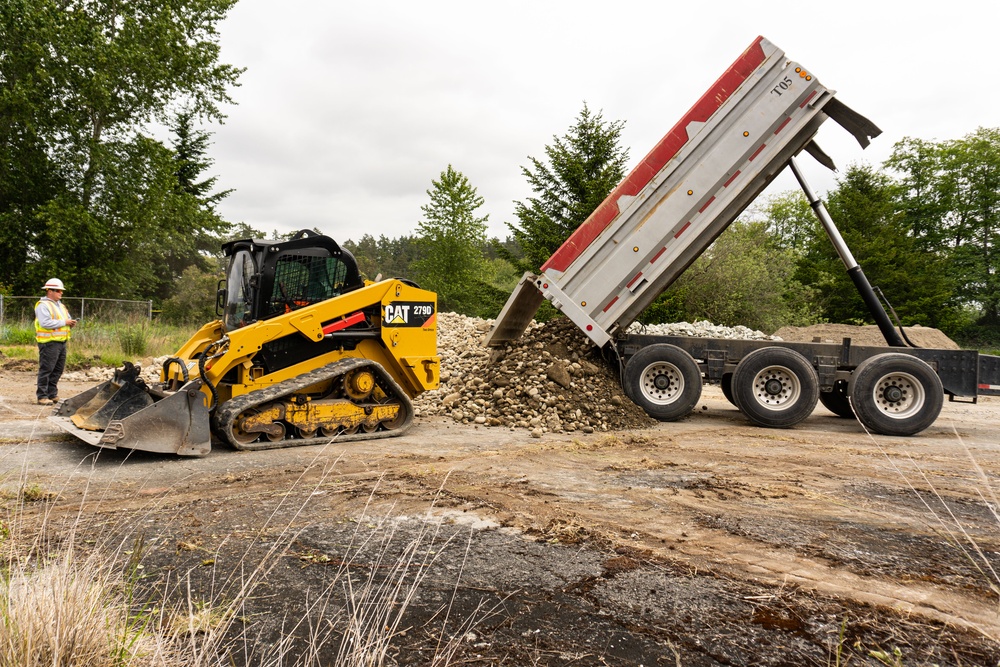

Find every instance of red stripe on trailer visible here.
[698,196,716,213]
[650,246,667,263]
[541,36,769,274]
[603,296,619,313]
[799,91,817,108]
[774,116,792,135]
[749,143,767,161]
[322,311,366,335]
[723,170,741,187]
[979,383,1000,390]
[626,272,644,289]
[674,221,691,238]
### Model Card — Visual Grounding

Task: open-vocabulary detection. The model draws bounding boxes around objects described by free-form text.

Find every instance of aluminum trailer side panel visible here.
[485,36,878,349]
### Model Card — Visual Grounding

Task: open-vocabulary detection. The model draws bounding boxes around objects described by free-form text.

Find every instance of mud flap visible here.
[50,385,212,457]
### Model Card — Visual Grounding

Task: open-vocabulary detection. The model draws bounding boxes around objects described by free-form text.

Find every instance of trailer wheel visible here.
[732,347,819,428]
[819,381,854,418]
[848,354,943,436]
[721,373,737,407]
[623,344,702,421]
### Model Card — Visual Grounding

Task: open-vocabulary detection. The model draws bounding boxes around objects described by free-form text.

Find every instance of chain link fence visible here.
[0,296,153,326]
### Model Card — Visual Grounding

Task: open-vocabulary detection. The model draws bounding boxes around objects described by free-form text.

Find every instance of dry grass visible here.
[0,524,183,666]
[0,447,488,667]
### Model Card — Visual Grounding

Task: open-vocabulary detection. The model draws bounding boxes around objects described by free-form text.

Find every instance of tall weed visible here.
[116,321,151,357]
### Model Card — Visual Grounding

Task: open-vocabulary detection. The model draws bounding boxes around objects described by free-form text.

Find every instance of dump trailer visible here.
[52,230,440,456]
[486,35,1000,436]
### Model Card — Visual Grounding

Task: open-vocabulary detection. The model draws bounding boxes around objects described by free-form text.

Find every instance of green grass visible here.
[0,321,195,369]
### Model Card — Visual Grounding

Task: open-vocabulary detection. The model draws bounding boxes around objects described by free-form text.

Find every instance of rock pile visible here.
[62,358,169,384]
[413,314,656,435]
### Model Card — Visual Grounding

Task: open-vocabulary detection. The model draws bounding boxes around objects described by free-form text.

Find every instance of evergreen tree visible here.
[343,234,420,283]
[412,166,489,312]
[171,108,233,208]
[507,104,628,271]
[793,164,957,330]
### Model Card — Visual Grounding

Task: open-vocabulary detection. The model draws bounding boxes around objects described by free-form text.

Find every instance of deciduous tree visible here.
[0,0,242,297]
[888,128,1000,324]
[639,218,819,333]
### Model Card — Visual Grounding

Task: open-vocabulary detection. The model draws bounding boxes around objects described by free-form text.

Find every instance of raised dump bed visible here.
[486,35,1000,436]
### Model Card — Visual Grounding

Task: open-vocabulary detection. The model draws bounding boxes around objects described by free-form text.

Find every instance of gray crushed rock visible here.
[626,320,781,341]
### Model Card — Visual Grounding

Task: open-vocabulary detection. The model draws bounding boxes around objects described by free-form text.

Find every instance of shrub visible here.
[159,265,223,325]
[116,321,151,357]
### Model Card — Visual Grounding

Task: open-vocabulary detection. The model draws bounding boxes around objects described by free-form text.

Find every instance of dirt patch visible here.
[0,357,36,372]
[774,323,960,349]
[2,368,999,665]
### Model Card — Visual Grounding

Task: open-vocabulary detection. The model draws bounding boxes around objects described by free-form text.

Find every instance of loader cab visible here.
[219,229,362,330]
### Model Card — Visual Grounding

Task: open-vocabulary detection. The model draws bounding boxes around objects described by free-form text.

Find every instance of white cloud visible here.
[208,0,999,245]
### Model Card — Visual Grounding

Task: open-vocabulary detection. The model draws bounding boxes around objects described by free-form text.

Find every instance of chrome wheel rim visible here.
[872,372,925,419]
[750,365,801,411]
[639,362,685,406]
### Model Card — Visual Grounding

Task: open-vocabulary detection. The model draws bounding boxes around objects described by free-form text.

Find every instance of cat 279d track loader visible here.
[51,230,439,456]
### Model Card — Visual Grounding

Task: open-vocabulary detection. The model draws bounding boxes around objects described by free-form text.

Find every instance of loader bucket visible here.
[51,364,213,457]
[68,361,153,430]
[67,380,118,427]
[70,379,153,430]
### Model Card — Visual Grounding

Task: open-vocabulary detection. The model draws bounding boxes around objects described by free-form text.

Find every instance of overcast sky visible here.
[208,0,998,243]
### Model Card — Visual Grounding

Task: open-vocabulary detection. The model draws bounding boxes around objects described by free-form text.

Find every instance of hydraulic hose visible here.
[162,357,190,384]
[197,336,230,412]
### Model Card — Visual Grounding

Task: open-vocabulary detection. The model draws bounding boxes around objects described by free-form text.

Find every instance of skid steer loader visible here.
[51,230,439,456]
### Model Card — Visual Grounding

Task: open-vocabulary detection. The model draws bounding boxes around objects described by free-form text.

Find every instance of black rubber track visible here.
[212,357,414,450]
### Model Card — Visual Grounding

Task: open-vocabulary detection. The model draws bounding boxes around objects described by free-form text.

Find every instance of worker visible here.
[34,278,78,405]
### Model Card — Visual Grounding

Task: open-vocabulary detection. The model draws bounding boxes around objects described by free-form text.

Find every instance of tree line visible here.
[3,1,997,347]
[348,120,999,348]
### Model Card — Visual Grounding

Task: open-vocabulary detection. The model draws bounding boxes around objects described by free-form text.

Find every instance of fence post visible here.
[80,298,85,320]
[1,295,4,326]
[148,300,152,321]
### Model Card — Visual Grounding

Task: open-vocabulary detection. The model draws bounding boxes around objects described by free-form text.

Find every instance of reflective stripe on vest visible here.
[35,300,71,343]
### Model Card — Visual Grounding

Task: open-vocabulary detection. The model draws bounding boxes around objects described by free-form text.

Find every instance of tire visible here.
[847,353,943,436]
[720,373,738,407]
[732,347,819,428]
[623,344,702,421]
[819,380,854,418]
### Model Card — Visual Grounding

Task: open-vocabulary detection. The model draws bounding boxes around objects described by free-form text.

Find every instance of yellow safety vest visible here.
[34,299,72,343]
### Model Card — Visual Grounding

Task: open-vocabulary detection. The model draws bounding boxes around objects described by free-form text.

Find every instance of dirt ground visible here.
[1,366,999,666]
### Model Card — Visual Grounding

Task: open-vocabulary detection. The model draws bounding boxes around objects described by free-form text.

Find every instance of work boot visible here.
[37,398,53,406]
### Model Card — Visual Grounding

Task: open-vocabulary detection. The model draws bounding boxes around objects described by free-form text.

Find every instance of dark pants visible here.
[37,341,67,401]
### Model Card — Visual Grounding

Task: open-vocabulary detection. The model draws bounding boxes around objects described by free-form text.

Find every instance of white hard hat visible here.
[43,278,65,291]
